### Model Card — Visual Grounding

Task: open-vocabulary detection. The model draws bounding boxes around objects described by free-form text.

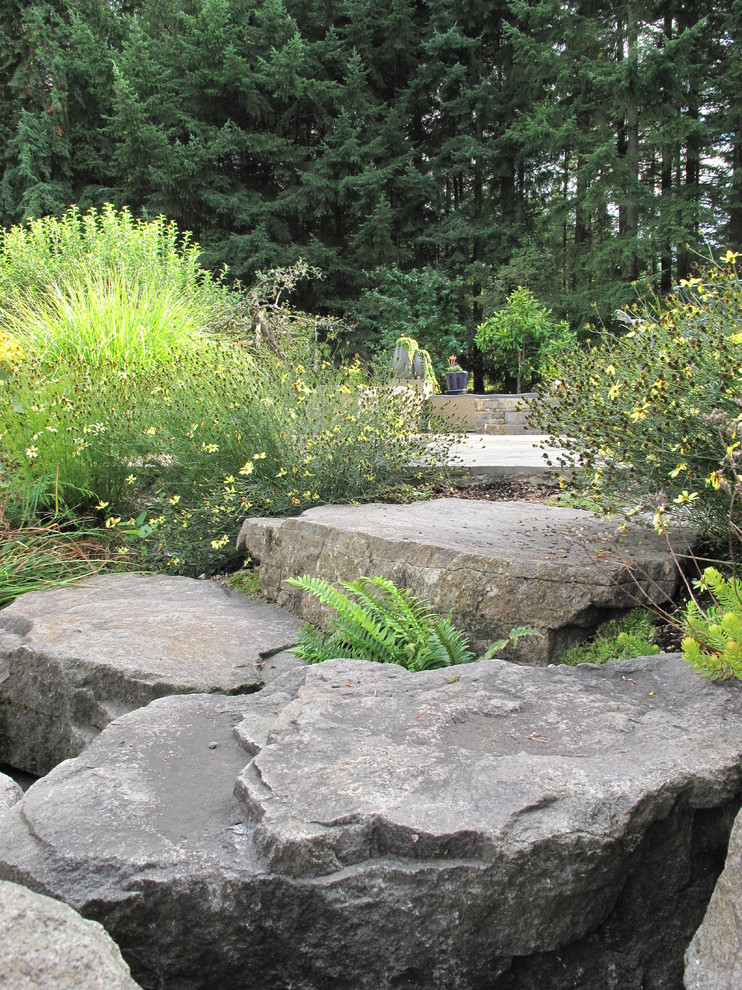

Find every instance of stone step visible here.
[0,655,739,990]
[238,498,679,665]
[0,573,305,776]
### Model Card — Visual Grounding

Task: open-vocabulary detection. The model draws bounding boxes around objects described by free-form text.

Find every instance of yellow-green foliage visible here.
[0,205,236,369]
[0,345,455,577]
[532,253,742,543]
[559,609,659,666]
[682,567,742,681]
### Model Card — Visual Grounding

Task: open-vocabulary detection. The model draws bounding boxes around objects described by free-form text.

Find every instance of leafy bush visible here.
[559,609,659,666]
[532,254,742,545]
[286,575,478,670]
[476,286,576,393]
[0,205,238,368]
[682,567,742,681]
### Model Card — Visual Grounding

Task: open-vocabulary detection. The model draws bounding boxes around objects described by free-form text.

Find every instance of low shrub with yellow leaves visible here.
[531,252,742,547]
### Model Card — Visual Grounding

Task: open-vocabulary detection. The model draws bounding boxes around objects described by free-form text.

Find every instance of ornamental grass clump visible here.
[0,512,123,607]
[4,270,210,369]
[0,205,238,369]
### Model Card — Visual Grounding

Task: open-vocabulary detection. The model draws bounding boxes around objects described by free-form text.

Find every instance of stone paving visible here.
[445,433,574,484]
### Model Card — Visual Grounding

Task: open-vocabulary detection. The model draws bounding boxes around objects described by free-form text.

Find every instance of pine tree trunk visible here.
[624,3,639,282]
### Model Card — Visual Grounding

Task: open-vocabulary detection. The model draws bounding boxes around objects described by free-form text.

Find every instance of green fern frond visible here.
[432,616,475,666]
[337,578,421,645]
[290,625,340,664]
[354,576,432,630]
[285,574,539,673]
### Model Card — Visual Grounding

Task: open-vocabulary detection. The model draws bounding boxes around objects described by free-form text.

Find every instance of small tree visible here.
[475,286,574,393]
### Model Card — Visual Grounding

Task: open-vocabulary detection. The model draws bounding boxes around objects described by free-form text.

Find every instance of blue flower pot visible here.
[445,371,468,394]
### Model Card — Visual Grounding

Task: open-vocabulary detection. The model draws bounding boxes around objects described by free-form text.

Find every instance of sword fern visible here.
[285,574,478,670]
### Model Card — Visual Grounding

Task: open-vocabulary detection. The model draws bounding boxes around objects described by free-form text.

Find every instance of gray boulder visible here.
[0,879,141,989]
[0,654,739,990]
[237,499,678,663]
[685,807,742,989]
[0,770,22,812]
[0,572,304,775]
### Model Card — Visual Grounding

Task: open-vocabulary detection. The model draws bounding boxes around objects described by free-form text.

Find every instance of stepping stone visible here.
[0,770,22,812]
[1,655,739,990]
[0,573,304,775]
[685,807,742,990]
[238,499,678,663]
[0,880,141,989]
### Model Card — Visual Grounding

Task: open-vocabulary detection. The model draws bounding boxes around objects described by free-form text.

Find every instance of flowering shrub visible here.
[531,253,742,546]
[0,344,453,577]
[0,215,456,581]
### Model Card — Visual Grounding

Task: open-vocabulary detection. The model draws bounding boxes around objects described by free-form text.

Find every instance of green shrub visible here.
[128,358,454,576]
[476,286,576,393]
[682,567,742,681]
[532,253,742,546]
[0,343,455,577]
[559,609,660,666]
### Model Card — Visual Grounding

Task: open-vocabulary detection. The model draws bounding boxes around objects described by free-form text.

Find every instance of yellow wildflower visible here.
[706,471,723,490]
[673,490,698,506]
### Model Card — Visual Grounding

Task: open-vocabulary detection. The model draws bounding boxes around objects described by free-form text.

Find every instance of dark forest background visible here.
[1,0,740,385]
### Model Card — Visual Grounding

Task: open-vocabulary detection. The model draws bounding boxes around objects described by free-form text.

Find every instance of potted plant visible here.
[444,355,468,394]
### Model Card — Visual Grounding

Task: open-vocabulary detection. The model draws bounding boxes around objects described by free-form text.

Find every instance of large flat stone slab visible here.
[238,499,678,663]
[0,573,305,775]
[0,880,142,989]
[0,655,739,990]
[685,807,742,990]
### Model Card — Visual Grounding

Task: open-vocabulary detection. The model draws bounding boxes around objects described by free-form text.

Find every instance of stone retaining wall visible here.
[429,392,539,434]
